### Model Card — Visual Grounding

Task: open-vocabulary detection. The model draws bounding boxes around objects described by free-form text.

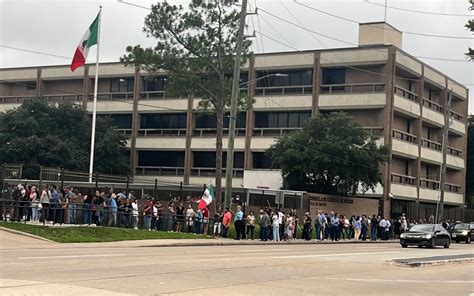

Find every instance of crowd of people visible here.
[1,183,455,241]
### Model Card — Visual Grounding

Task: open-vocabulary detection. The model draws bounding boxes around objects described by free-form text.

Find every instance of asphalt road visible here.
[1,232,473,296]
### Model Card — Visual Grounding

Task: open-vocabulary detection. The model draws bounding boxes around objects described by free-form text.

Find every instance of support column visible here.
[414,66,424,220]
[311,52,321,116]
[382,46,397,218]
[129,67,141,176]
[36,68,43,98]
[244,58,256,170]
[183,94,194,185]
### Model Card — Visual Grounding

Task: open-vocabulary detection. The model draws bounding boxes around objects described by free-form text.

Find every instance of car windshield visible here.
[409,224,434,232]
[453,223,468,230]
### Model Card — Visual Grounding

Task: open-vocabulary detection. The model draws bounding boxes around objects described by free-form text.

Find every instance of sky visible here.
[0,0,473,114]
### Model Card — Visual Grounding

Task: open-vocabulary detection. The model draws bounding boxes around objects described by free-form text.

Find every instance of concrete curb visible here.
[142,239,399,248]
[0,226,56,243]
[386,257,474,268]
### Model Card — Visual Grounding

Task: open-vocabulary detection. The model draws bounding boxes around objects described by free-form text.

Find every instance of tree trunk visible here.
[215,104,224,207]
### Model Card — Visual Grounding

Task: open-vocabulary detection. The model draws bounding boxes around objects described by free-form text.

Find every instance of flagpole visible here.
[89,6,102,183]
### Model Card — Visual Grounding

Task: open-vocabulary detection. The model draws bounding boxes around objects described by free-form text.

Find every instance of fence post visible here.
[154,179,157,198]
[60,168,64,188]
[39,166,43,190]
[126,175,130,193]
[95,172,99,192]
[179,181,183,200]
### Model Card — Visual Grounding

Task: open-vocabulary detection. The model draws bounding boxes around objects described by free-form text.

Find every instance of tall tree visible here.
[0,99,129,177]
[267,112,389,195]
[466,115,473,209]
[121,0,251,204]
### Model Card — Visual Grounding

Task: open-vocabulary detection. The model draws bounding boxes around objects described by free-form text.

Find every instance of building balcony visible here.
[135,137,186,149]
[117,128,133,137]
[390,173,417,199]
[449,112,466,136]
[391,129,418,159]
[420,139,464,170]
[89,92,134,101]
[318,83,386,110]
[252,127,301,137]
[135,166,185,176]
[191,167,244,178]
[137,128,187,137]
[419,178,463,205]
[394,86,420,118]
[255,85,313,96]
[193,128,246,137]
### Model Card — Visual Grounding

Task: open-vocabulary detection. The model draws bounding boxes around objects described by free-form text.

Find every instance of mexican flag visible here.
[70,13,100,71]
[198,184,214,210]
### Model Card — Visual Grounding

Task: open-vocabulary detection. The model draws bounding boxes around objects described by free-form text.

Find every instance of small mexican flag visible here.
[70,12,100,71]
[198,184,214,210]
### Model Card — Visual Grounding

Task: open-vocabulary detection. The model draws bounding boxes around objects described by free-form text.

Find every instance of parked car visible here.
[400,224,450,248]
[450,222,473,244]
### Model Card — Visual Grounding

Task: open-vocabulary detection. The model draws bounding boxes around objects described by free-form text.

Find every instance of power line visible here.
[258,7,472,63]
[294,0,473,40]
[364,0,473,17]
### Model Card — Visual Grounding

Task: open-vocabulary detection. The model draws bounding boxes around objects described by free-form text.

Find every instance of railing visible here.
[89,92,134,101]
[422,98,443,113]
[447,147,462,157]
[255,85,313,96]
[363,127,384,137]
[421,138,441,151]
[0,95,83,104]
[390,173,416,185]
[420,178,440,190]
[449,110,463,121]
[394,86,418,102]
[445,183,462,193]
[392,129,417,144]
[191,167,244,178]
[140,91,169,100]
[253,127,302,137]
[320,83,385,94]
[138,128,187,137]
[193,128,246,137]
[135,166,185,176]
[117,129,133,137]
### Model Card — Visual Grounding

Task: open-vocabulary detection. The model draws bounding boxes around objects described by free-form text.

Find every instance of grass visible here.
[0,221,211,243]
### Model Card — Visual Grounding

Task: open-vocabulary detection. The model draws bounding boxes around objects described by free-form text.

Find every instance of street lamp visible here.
[239,73,288,88]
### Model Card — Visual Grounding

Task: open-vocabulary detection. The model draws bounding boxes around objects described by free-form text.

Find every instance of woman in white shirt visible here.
[185,204,195,233]
[131,199,139,230]
[272,212,280,241]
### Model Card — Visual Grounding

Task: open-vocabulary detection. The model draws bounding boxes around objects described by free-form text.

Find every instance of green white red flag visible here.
[70,13,100,71]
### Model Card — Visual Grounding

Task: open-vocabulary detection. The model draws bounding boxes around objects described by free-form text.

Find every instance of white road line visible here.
[272,251,400,259]
[318,277,474,284]
[238,249,295,252]
[18,254,127,260]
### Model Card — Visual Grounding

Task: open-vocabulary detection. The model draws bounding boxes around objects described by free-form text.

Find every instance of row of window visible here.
[105,111,310,130]
[137,151,271,169]
[108,68,346,93]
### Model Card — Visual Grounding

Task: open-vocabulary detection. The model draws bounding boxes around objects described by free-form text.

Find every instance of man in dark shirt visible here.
[303,212,312,241]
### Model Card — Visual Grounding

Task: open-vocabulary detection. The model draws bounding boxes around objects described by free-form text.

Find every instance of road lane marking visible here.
[18,254,127,260]
[272,251,400,259]
[318,277,474,284]
[238,249,295,252]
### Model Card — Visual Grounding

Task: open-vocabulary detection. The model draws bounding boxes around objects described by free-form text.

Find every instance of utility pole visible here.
[436,90,453,223]
[224,0,248,208]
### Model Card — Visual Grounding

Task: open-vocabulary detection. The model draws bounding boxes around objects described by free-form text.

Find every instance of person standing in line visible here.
[361,215,369,241]
[185,204,195,233]
[370,214,378,241]
[107,193,118,227]
[30,186,40,223]
[246,210,256,240]
[202,206,210,235]
[82,190,93,225]
[131,198,139,230]
[302,212,312,241]
[195,208,203,235]
[379,217,391,240]
[143,197,153,231]
[259,209,270,241]
[317,211,327,241]
[155,199,164,230]
[167,201,176,232]
[222,207,232,238]
[175,202,185,233]
[400,215,408,234]
[151,201,158,230]
[272,211,280,242]
[64,187,76,224]
[354,216,362,240]
[278,209,285,241]
[39,185,51,223]
[234,205,244,240]
[213,207,223,237]
[330,212,340,241]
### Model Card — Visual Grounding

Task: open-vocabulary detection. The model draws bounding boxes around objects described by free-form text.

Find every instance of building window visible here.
[193,151,244,168]
[144,77,167,92]
[254,111,311,128]
[109,114,132,129]
[138,151,185,167]
[195,113,246,129]
[140,113,187,129]
[26,82,36,90]
[322,68,346,85]
[256,69,312,87]
[253,152,272,169]
[110,78,134,93]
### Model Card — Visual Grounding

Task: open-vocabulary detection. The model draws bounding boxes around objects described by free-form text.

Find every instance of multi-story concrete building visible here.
[0,22,469,218]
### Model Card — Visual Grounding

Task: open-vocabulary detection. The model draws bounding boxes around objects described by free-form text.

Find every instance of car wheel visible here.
[444,238,450,248]
[430,238,436,249]
[466,236,471,244]
[455,239,460,243]
[401,244,407,248]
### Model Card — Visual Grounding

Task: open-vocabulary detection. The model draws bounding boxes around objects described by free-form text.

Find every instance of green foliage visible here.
[267,112,389,195]
[466,19,474,60]
[467,115,473,208]
[121,0,252,201]
[0,99,129,176]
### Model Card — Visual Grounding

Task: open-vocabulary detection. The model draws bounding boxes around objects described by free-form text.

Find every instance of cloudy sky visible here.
[1,0,473,113]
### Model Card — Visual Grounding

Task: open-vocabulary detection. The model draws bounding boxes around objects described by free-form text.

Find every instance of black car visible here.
[450,222,473,244]
[400,224,450,248]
